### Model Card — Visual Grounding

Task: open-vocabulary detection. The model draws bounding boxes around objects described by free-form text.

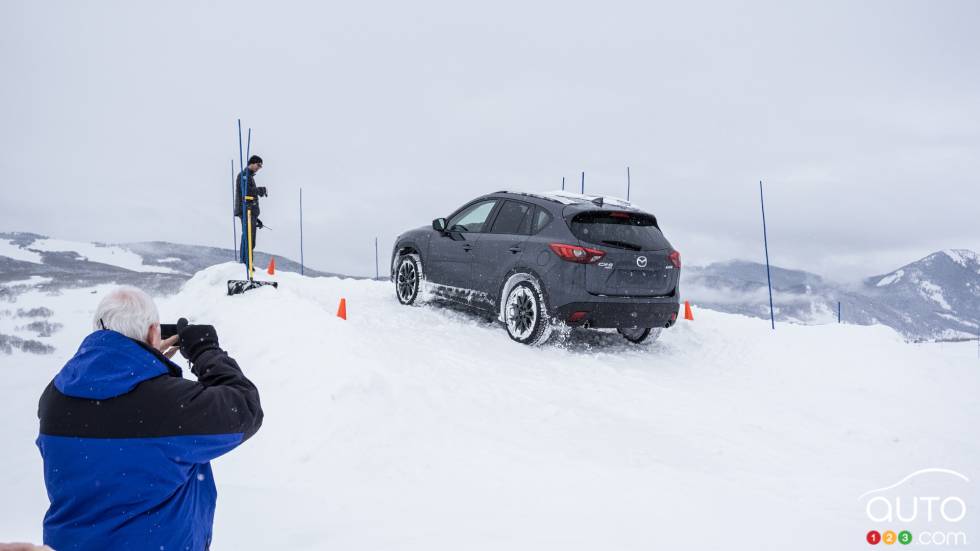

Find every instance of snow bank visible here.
[1,263,977,550]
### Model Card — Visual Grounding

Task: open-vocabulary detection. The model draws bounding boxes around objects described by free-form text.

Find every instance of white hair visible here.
[92,286,160,342]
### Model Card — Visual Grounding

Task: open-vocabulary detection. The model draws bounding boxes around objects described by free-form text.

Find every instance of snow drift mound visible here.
[2,262,977,550]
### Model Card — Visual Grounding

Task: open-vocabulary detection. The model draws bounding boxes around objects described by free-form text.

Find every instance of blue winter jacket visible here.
[37,330,263,550]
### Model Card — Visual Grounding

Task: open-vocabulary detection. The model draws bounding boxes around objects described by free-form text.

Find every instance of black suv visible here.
[391,191,681,344]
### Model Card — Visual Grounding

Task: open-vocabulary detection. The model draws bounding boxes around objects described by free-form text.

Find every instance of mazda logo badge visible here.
[636,256,648,267]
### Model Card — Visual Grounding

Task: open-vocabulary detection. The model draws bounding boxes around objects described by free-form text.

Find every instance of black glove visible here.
[256,218,264,229]
[178,322,221,364]
[256,186,268,197]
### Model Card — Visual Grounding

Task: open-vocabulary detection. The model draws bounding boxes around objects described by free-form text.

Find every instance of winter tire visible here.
[617,327,662,344]
[395,255,421,305]
[504,281,548,345]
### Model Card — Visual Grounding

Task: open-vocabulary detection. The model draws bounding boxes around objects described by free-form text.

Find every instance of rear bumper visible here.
[553,299,680,329]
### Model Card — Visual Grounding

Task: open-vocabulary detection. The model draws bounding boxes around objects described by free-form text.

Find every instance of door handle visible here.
[462,244,473,252]
[508,246,522,254]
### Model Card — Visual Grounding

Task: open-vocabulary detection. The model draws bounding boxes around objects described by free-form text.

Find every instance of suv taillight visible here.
[669,250,681,269]
[549,243,606,264]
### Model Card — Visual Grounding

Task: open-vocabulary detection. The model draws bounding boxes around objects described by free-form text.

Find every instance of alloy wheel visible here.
[506,286,537,340]
[396,259,418,304]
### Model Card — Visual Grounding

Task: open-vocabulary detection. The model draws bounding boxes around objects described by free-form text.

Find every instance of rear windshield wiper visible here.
[599,239,643,251]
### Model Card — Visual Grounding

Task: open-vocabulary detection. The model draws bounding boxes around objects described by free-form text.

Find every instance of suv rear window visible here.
[569,211,669,251]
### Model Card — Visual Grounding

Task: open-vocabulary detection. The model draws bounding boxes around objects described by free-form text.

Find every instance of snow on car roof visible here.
[506,190,637,209]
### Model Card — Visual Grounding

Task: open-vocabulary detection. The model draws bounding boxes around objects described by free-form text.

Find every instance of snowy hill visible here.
[0,232,356,354]
[0,263,977,550]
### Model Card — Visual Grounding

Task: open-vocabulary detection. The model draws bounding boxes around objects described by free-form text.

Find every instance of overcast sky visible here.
[2,0,977,280]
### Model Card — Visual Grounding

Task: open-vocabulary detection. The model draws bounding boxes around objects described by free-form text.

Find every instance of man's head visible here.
[92,286,161,347]
[248,155,263,173]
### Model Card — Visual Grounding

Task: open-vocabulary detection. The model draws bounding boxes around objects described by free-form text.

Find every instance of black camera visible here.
[160,318,189,341]
[256,186,268,198]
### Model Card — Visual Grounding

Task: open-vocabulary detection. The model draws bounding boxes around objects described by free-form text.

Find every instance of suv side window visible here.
[447,200,498,233]
[490,201,532,235]
[531,207,553,234]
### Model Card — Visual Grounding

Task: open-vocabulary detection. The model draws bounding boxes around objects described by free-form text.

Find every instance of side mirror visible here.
[432,218,447,232]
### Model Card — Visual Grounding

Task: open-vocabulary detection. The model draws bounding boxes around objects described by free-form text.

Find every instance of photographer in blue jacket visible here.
[37,286,263,550]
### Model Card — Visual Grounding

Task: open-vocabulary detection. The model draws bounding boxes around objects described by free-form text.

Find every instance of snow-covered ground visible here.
[1,263,977,549]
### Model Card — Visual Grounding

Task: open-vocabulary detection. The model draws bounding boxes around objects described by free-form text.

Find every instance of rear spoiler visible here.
[564,207,660,230]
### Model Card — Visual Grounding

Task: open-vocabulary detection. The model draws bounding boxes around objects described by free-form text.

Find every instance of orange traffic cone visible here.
[684,300,694,321]
[337,298,347,320]
[266,257,276,275]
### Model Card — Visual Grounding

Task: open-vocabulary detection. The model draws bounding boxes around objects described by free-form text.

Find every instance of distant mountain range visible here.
[1,231,977,342]
[682,250,980,341]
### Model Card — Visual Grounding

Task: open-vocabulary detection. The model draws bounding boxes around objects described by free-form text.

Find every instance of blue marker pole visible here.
[244,129,252,277]
[299,187,305,276]
[760,180,775,330]
[245,128,252,178]
[237,120,247,274]
[231,159,236,260]
[581,171,585,194]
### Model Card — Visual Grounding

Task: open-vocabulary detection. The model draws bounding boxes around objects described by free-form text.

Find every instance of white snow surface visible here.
[0,238,44,264]
[27,238,180,274]
[0,263,977,550]
[530,190,635,208]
